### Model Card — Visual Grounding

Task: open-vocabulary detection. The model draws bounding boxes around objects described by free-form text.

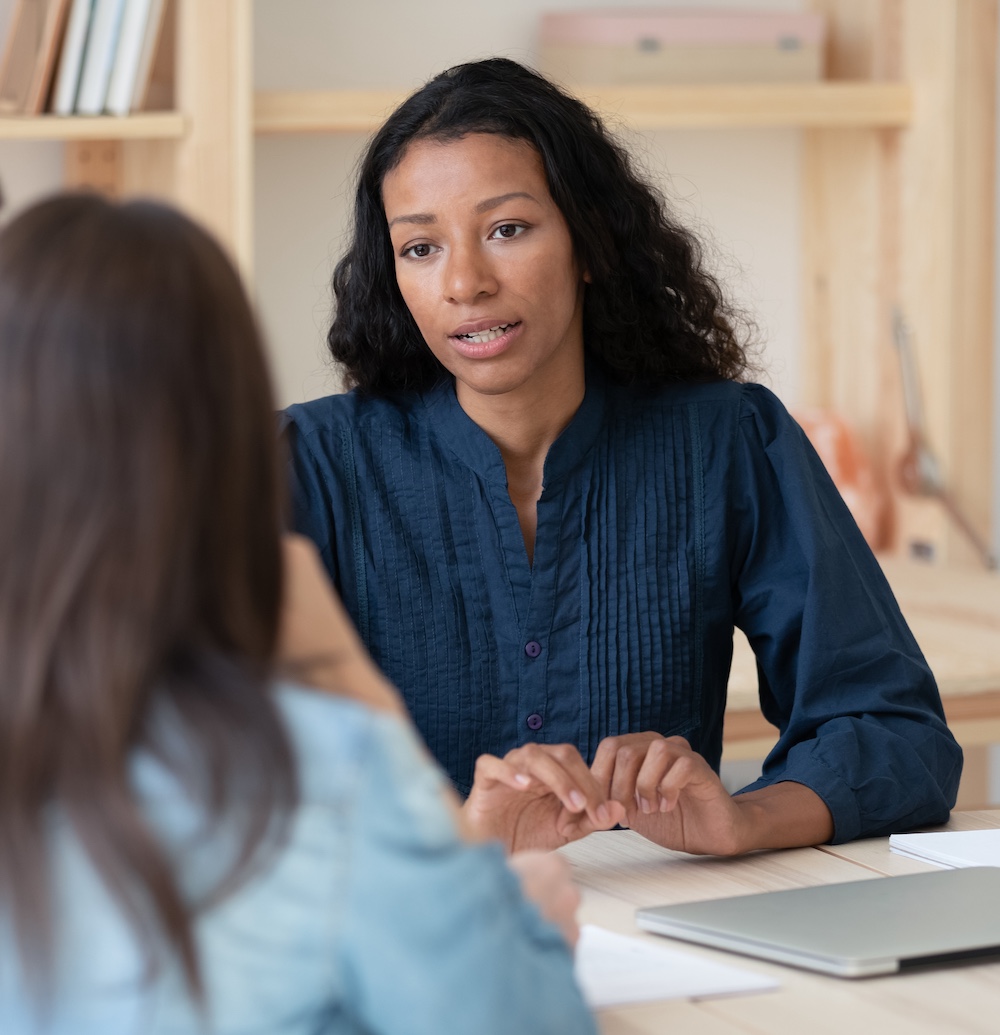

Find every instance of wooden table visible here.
[723,557,1000,805]
[561,809,1000,1034]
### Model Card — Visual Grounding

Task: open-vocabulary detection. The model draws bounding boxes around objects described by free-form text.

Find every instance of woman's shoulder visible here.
[606,377,787,422]
[273,683,412,796]
[280,388,420,441]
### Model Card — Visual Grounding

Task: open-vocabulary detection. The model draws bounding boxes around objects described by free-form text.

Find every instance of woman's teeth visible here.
[458,324,511,344]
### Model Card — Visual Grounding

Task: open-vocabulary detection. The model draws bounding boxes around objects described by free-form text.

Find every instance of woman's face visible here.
[382,133,587,406]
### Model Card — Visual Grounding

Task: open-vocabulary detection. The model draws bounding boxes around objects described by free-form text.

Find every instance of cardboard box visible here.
[538,8,826,85]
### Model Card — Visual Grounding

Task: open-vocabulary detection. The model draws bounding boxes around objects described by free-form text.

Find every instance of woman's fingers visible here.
[465,746,624,850]
[592,732,693,813]
[593,734,645,804]
[472,752,534,791]
[500,743,621,828]
[628,736,698,812]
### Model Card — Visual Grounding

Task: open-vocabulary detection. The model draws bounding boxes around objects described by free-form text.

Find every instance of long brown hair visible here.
[0,194,295,996]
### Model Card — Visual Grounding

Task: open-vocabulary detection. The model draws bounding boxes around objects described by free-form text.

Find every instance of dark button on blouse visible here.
[524,640,542,658]
[526,713,544,731]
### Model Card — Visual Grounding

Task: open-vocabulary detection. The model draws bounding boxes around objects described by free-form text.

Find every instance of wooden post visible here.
[65,140,124,196]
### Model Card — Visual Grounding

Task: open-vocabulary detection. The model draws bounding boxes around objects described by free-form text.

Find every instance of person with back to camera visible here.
[0,192,599,1034]
[282,57,963,856]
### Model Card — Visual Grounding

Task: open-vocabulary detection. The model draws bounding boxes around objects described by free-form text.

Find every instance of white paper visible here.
[889,829,1000,869]
[573,924,778,1010]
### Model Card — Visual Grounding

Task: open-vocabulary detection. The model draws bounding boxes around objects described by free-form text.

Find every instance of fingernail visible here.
[514,773,531,787]
[569,790,585,810]
[596,803,610,825]
[639,796,651,814]
[659,796,670,812]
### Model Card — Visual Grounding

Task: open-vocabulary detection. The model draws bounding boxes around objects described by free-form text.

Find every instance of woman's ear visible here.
[583,268,592,284]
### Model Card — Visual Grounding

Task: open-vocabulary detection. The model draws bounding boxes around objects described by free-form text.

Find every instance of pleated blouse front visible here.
[283,371,962,843]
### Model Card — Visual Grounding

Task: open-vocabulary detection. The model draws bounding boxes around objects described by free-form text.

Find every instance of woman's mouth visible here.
[449,321,521,358]
[454,323,516,344]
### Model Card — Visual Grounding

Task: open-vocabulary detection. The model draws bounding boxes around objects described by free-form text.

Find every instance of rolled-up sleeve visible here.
[729,385,963,842]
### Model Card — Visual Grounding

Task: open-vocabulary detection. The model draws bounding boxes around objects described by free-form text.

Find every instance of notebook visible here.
[889,829,1000,869]
[636,867,1000,978]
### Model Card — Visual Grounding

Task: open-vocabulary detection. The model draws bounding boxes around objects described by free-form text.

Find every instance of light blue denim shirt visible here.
[0,684,596,1034]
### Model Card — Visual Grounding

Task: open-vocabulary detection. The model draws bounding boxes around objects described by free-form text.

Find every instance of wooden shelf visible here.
[0,112,187,141]
[255,90,409,134]
[254,81,913,135]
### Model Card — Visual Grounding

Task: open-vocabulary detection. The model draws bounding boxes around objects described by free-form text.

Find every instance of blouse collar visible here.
[421,367,608,492]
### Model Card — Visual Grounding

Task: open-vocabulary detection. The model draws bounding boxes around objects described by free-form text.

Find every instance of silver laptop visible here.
[636,866,1000,978]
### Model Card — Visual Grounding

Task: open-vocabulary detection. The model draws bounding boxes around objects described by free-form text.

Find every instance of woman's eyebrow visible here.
[387,192,539,230]
[475,191,538,213]
[387,212,436,229]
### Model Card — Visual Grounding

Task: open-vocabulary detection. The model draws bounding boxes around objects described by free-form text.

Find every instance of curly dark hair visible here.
[329,57,755,394]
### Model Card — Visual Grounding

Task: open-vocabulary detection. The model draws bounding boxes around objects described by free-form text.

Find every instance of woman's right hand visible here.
[277,534,403,714]
[461,743,625,852]
[506,850,582,947]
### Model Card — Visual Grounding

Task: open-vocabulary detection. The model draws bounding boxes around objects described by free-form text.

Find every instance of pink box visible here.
[539,8,826,85]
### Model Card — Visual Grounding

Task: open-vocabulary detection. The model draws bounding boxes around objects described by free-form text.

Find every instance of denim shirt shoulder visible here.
[0,686,593,1035]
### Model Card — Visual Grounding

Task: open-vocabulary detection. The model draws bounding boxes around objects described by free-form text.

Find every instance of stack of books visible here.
[0,0,170,117]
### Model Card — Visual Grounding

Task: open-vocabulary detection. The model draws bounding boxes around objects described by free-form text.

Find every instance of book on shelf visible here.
[133,0,171,111]
[50,0,95,114]
[74,0,126,114]
[105,0,163,115]
[0,0,73,114]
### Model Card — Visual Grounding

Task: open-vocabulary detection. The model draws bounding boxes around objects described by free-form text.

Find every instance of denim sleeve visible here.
[730,385,963,842]
[340,715,597,1035]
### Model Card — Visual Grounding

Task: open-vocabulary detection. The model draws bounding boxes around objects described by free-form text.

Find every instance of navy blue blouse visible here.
[282,372,962,843]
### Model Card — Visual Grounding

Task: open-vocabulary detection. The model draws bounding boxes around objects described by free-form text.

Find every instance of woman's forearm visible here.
[731,781,835,852]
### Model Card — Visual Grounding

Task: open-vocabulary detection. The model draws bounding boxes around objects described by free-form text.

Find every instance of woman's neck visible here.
[456,367,585,564]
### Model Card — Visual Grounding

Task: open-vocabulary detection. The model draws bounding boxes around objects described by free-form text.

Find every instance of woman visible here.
[0,193,596,1034]
[283,58,962,856]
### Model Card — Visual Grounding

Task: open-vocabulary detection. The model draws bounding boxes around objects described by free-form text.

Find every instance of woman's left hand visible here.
[591,731,834,855]
[590,732,751,855]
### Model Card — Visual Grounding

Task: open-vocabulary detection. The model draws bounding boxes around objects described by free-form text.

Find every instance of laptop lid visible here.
[635,866,1000,978]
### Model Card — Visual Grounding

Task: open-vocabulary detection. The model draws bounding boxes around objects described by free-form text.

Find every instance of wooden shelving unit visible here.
[254,81,913,135]
[0,112,186,140]
[54,0,253,275]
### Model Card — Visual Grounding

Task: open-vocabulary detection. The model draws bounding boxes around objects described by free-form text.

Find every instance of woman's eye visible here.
[402,242,434,258]
[491,223,525,240]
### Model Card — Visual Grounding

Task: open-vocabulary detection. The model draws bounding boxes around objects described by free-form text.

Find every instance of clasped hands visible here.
[278,535,832,860]
[461,731,752,857]
[277,536,747,856]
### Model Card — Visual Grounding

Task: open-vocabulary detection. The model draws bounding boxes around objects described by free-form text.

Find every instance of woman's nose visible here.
[443,243,498,304]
